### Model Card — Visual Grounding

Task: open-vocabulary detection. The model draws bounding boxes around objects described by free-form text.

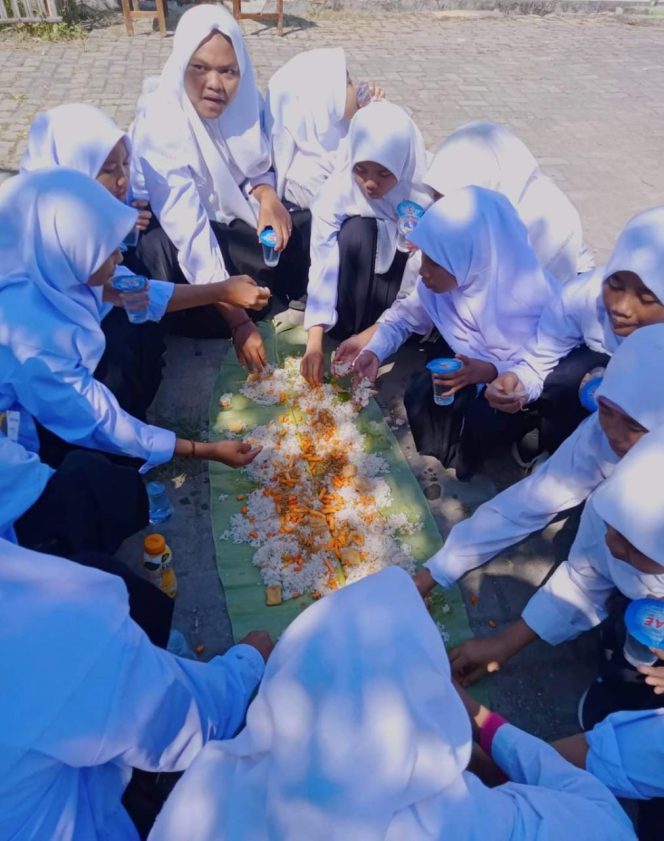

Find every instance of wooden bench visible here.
[121,0,168,37]
[231,0,284,36]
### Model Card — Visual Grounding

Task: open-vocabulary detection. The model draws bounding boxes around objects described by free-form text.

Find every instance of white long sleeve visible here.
[586,709,664,800]
[520,504,615,645]
[5,345,174,473]
[0,436,54,538]
[141,155,229,285]
[426,416,617,588]
[105,267,175,322]
[303,201,347,331]
[363,285,433,362]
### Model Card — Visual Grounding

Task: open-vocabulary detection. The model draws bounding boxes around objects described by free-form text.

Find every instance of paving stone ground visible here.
[2,9,664,738]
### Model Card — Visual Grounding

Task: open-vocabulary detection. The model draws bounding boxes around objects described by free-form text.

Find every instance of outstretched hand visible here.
[485,372,528,414]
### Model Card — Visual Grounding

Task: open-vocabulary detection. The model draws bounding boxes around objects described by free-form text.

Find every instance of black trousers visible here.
[583,593,664,841]
[14,449,148,557]
[329,216,408,341]
[404,337,534,476]
[98,305,167,423]
[538,344,610,453]
[136,209,311,339]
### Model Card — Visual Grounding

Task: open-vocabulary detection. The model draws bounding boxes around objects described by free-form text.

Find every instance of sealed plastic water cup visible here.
[396,200,425,252]
[579,368,605,412]
[111,274,149,324]
[426,358,463,406]
[259,227,280,268]
[623,598,664,668]
[146,480,174,525]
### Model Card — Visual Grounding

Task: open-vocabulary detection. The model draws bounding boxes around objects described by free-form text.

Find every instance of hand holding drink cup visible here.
[111,275,150,324]
[486,372,529,413]
[623,599,664,681]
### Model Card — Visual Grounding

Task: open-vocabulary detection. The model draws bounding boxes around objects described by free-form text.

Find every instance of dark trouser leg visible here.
[637,798,664,841]
[275,207,311,302]
[331,216,408,340]
[404,370,475,469]
[98,306,166,422]
[70,551,173,648]
[14,450,148,557]
[538,345,610,453]
[459,390,537,477]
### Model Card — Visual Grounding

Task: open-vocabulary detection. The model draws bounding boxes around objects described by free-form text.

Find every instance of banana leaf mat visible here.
[208,320,476,654]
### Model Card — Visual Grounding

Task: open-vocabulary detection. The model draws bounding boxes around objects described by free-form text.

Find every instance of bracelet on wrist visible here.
[189,439,197,458]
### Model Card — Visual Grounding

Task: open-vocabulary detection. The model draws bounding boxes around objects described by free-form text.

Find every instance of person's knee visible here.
[338,216,377,252]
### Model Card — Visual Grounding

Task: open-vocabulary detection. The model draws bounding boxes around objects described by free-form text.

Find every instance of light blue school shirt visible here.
[0,539,265,841]
[0,435,54,542]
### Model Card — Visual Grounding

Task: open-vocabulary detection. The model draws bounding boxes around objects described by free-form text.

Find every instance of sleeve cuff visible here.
[139,427,177,474]
[146,280,175,321]
[364,328,397,364]
[229,642,266,683]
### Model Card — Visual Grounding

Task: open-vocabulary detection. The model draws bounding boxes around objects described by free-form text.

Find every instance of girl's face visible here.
[602,271,664,337]
[420,252,457,293]
[597,395,648,458]
[184,32,241,120]
[352,161,397,200]
[604,524,664,575]
[87,248,122,287]
[97,139,130,203]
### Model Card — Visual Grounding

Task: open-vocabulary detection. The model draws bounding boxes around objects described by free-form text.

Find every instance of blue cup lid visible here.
[625,598,664,648]
[426,357,463,374]
[397,200,425,219]
[259,228,278,247]
[147,481,166,493]
[112,274,147,292]
[579,376,603,412]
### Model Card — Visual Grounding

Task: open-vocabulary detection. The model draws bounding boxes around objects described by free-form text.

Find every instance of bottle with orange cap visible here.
[142,533,177,598]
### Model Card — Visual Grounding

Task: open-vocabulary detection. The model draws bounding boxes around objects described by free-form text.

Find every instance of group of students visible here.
[1,2,663,839]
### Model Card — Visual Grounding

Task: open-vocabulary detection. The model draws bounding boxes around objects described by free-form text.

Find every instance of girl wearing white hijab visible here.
[0,168,260,477]
[424,121,593,283]
[148,566,635,841]
[0,537,272,841]
[265,47,383,209]
[414,324,664,599]
[354,186,557,481]
[301,100,432,385]
[451,429,664,731]
[21,102,271,416]
[486,206,664,458]
[131,5,309,351]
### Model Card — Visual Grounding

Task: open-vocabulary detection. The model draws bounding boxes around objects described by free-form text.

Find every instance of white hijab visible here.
[599,205,664,353]
[596,323,664,432]
[20,103,129,179]
[266,47,348,200]
[132,4,270,228]
[0,168,135,371]
[424,122,584,283]
[410,187,556,363]
[150,566,634,841]
[593,428,664,570]
[312,100,432,272]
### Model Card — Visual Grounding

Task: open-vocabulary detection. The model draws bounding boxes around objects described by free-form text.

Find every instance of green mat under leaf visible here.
[208,320,475,651]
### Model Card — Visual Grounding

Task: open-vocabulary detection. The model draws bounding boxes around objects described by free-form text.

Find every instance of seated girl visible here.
[414,324,664,597]
[21,102,270,415]
[301,100,431,385]
[0,168,260,478]
[148,567,636,841]
[424,120,593,283]
[352,186,557,481]
[486,206,664,457]
[131,4,309,350]
[450,428,664,731]
[265,47,383,211]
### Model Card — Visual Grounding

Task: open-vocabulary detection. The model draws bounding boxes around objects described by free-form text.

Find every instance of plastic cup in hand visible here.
[147,480,174,525]
[426,358,463,406]
[623,598,664,668]
[111,274,149,324]
[355,82,373,108]
[396,200,425,252]
[579,368,605,412]
[259,227,280,268]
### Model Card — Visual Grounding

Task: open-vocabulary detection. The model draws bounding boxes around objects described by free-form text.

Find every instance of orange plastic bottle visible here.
[142,533,177,598]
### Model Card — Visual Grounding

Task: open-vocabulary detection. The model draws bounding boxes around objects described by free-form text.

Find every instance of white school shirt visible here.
[426,414,618,588]
[0,539,264,841]
[0,437,54,542]
[521,498,664,645]
[586,709,664,800]
[101,267,175,323]
[130,5,274,286]
[149,566,635,841]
